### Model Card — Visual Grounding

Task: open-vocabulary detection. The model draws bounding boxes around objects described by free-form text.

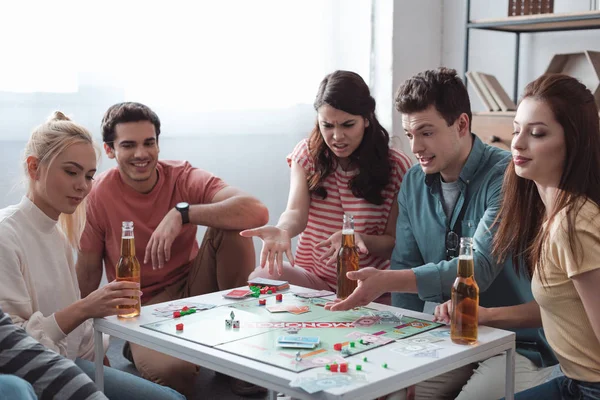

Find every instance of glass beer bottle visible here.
[451,237,479,344]
[336,214,360,299]
[116,221,141,318]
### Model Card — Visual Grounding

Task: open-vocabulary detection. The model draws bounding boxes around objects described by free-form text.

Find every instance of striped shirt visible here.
[0,309,107,400]
[289,139,413,289]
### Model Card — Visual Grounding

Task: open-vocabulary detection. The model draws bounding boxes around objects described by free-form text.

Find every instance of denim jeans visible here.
[75,359,185,400]
[501,376,600,400]
[0,375,36,400]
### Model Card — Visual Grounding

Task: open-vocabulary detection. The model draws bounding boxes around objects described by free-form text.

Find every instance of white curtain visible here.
[0,0,373,139]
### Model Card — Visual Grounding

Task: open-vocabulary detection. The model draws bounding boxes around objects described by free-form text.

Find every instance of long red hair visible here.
[492,74,600,282]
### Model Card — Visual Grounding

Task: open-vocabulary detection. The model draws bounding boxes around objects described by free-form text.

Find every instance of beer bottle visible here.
[451,237,479,344]
[336,214,360,299]
[116,221,141,318]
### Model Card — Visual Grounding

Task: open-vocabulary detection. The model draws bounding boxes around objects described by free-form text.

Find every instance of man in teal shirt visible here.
[328,68,556,399]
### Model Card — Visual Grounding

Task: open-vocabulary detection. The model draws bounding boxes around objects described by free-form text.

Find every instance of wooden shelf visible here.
[472,113,513,150]
[468,11,600,33]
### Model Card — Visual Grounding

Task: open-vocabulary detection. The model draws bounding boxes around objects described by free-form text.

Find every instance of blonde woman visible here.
[0,112,184,400]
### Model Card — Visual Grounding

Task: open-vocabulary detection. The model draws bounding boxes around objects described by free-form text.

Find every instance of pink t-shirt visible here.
[80,160,227,301]
[288,139,413,289]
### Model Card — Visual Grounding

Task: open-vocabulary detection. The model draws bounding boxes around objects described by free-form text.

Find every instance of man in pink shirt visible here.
[76,102,269,397]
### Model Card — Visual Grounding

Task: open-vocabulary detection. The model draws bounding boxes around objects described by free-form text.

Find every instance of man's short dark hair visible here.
[395,68,472,129]
[101,102,161,147]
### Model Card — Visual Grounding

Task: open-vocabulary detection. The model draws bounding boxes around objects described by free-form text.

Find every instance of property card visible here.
[294,290,334,298]
[428,329,451,338]
[391,341,440,356]
[293,375,353,394]
[276,341,319,349]
[222,289,252,299]
[370,311,402,324]
[266,305,288,313]
[285,305,310,315]
[351,315,381,327]
[277,335,320,344]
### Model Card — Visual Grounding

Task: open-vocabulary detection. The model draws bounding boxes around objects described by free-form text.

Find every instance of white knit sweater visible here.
[0,196,97,360]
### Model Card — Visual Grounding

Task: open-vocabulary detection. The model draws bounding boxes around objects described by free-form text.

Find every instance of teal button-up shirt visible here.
[392,134,557,367]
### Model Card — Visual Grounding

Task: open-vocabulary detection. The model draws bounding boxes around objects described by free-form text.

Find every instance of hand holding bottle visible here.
[82,280,142,318]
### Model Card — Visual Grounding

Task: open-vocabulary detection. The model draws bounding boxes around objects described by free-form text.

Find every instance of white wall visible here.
[442,0,600,112]
[371,0,443,159]
[392,0,443,156]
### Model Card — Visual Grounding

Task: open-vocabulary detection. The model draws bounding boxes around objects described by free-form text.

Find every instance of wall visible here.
[392,0,443,156]
[371,0,443,159]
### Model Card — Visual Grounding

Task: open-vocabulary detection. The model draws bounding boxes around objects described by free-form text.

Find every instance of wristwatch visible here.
[175,202,190,225]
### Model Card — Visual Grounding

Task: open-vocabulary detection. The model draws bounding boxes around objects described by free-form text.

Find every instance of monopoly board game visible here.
[141,293,442,372]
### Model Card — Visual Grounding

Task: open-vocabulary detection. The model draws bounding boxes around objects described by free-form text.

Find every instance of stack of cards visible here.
[277,335,320,349]
[222,289,253,299]
[247,277,290,291]
[294,290,334,298]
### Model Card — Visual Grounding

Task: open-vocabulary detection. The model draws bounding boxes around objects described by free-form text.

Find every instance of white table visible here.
[94,286,515,400]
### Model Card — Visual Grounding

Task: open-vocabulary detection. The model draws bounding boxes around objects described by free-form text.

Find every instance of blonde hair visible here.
[24,111,100,250]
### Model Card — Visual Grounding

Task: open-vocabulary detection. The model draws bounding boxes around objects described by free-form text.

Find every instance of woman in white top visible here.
[0,112,184,400]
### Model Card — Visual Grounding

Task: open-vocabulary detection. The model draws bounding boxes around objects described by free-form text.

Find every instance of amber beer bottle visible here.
[336,214,360,299]
[451,237,479,344]
[116,221,141,318]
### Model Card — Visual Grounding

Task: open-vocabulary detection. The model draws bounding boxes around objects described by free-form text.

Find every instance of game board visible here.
[141,293,442,372]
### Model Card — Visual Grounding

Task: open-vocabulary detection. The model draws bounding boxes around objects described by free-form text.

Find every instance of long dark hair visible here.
[493,74,600,283]
[307,70,391,205]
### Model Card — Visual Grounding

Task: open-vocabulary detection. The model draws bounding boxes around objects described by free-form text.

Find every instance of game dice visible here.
[225,320,232,328]
[232,320,240,329]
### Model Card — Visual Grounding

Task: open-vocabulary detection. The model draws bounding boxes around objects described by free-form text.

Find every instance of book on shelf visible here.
[478,73,517,112]
[508,0,553,16]
[466,71,500,112]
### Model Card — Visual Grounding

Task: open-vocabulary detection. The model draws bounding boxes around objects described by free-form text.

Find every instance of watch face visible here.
[176,202,189,210]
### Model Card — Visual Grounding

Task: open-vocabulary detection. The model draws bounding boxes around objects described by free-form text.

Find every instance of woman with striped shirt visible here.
[243,70,413,296]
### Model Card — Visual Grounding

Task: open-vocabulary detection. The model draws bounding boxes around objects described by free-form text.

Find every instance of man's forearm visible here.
[483,300,542,329]
[188,196,269,230]
[387,269,419,294]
